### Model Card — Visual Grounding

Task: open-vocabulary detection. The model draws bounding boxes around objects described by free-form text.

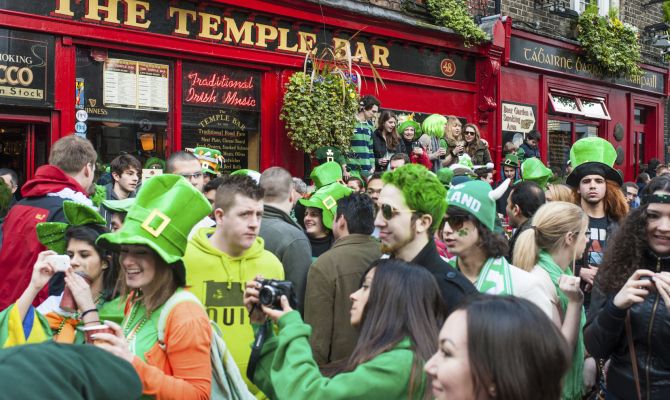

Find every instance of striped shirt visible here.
[348,121,375,174]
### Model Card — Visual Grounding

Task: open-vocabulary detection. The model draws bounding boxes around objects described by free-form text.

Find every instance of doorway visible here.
[0,119,50,192]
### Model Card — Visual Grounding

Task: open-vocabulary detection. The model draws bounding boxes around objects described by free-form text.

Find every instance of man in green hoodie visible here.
[183,174,284,398]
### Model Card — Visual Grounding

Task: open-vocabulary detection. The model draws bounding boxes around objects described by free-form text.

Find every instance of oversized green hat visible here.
[188,147,224,175]
[501,153,520,168]
[436,168,454,188]
[37,201,107,254]
[310,162,343,189]
[144,157,165,170]
[521,158,553,189]
[101,197,136,214]
[97,174,211,267]
[299,183,353,229]
[397,114,422,140]
[566,137,622,187]
[447,180,496,231]
[314,146,346,165]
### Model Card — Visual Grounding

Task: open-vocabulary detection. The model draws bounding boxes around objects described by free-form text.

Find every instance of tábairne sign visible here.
[0,29,54,107]
[0,1,476,82]
[510,36,665,95]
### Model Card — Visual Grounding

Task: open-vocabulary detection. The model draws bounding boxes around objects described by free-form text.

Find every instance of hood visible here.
[191,227,266,261]
[21,165,87,198]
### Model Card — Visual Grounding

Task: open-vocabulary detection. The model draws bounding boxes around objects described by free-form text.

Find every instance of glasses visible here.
[378,203,416,220]
[178,172,203,179]
[464,131,476,136]
[444,215,469,231]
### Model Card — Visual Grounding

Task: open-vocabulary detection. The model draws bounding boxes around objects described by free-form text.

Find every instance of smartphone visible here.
[46,254,71,272]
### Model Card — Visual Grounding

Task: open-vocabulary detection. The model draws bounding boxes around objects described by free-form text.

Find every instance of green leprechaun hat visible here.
[447,180,496,231]
[310,161,343,189]
[144,157,166,170]
[37,201,107,254]
[436,168,454,189]
[299,183,353,230]
[188,147,224,175]
[520,158,553,189]
[566,137,622,187]
[97,174,210,272]
[101,197,136,215]
[501,153,520,168]
[397,114,422,140]
[315,146,346,165]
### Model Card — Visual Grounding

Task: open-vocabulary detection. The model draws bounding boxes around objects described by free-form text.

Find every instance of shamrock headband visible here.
[36,201,107,254]
[641,194,670,206]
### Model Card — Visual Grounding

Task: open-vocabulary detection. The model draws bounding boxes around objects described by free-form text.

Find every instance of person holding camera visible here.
[244,258,444,399]
[585,175,670,400]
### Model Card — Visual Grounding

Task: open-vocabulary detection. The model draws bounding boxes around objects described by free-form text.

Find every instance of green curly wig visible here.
[421,114,446,139]
[382,164,447,233]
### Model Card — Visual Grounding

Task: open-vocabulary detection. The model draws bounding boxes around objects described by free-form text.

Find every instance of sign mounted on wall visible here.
[501,102,536,133]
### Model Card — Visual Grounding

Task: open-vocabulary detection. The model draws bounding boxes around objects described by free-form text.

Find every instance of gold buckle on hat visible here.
[141,209,171,238]
[322,195,337,210]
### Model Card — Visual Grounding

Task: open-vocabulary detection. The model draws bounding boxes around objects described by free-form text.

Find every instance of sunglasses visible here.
[378,203,416,220]
[444,215,470,231]
[464,131,476,136]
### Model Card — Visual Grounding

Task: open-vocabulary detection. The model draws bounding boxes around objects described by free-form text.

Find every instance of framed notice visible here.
[103,58,169,112]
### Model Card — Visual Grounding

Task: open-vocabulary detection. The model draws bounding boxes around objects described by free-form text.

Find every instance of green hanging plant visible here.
[425,0,489,46]
[577,3,642,78]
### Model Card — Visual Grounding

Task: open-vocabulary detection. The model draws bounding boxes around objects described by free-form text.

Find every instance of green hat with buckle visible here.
[447,180,496,231]
[299,183,353,229]
[101,198,136,214]
[566,137,622,187]
[501,153,520,168]
[97,174,211,272]
[37,201,107,254]
[310,161,343,189]
[520,158,553,189]
[315,146,346,165]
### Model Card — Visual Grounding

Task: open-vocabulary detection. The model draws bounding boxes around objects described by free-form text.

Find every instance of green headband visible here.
[641,194,670,205]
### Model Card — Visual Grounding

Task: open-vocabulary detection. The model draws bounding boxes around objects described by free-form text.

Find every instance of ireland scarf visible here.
[449,256,514,295]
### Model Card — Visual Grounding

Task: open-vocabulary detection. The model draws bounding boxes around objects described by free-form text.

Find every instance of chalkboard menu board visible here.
[182,63,261,172]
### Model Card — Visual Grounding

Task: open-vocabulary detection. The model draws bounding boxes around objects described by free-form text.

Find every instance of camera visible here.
[258,279,298,310]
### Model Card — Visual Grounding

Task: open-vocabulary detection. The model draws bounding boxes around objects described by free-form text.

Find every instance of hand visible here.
[579,265,598,286]
[94,320,134,363]
[64,269,95,311]
[243,276,266,325]
[654,272,670,312]
[30,250,58,292]
[261,295,294,323]
[412,148,423,156]
[454,145,464,155]
[437,148,447,157]
[559,275,584,303]
[612,269,656,309]
[342,166,350,180]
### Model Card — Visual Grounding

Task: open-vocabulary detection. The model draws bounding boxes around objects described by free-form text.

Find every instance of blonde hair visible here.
[445,115,462,142]
[513,201,588,272]
[545,184,573,202]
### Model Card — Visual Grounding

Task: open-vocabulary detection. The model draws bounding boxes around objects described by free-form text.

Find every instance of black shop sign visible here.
[0,29,54,107]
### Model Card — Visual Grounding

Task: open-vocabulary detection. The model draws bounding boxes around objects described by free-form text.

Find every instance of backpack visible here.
[157,290,256,400]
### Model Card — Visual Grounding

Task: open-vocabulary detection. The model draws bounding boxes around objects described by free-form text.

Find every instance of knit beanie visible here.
[447,180,496,231]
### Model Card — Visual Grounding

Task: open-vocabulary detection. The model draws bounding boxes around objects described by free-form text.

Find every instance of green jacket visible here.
[253,311,425,400]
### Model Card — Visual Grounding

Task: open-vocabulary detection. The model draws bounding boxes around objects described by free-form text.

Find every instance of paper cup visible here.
[81,324,114,345]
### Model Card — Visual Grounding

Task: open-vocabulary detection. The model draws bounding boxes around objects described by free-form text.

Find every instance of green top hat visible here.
[447,180,496,231]
[315,146,346,165]
[396,114,422,140]
[566,137,622,187]
[37,201,107,254]
[299,183,353,230]
[521,158,553,189]
[97,174,211,268]
[310,162,343,189]
[501,153,520,168]
[436,168,454,188]
[143,157,165,170]
[188,147,224,175]
[101,198,136,214]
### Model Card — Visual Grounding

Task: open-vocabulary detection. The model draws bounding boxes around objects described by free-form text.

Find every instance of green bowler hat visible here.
[396,114,422,140]
[97,174,211,266]
[566,137,622,187]
[37,201,107,254]
[315,146,346,165]
[447,180,496,231]
[521,158,553,189]
[101,198,136,214]
[299,183,353,229]
[501,153,520,168]
[310,161,343,189]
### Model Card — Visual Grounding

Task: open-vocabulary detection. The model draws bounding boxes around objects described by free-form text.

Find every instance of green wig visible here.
[0,180,11,218]
[421,114,446,139]
[382,164,447,233]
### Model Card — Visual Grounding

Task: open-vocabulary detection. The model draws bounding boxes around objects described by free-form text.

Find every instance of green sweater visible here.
[252,311,425,400]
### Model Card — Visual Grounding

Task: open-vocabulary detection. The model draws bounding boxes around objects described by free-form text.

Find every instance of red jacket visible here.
[0,165,89,309]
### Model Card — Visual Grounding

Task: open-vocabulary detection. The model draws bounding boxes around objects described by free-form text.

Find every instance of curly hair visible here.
[383,164,446,233]
[572,179,629,222]
[597,175,670,294]
[421,114,446,139]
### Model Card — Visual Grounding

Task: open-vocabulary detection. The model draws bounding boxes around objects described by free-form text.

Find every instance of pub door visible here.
[0,119,49,192]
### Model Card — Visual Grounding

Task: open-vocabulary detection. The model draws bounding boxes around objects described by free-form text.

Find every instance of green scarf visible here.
[538,251,585,400]
[450,256,514,295]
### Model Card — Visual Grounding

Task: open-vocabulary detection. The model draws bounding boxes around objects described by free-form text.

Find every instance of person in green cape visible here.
[444,180,553,316]
[0,201,122,347]
[512,201,589,400]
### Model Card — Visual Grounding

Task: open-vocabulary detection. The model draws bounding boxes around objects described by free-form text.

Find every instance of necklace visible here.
[123,301,150,343]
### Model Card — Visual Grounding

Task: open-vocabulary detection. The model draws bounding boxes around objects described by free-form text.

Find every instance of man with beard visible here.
[99,154,140,225]
[566,137,628,294]
[374,164,476,314]
[0,135,97,309]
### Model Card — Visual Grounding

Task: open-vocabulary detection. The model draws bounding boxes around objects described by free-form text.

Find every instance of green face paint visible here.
[457,228,469,237]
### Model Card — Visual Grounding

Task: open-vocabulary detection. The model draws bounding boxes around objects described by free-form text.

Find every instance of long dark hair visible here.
[376,110,400,150]
[597,175,670,293]
[325,259,445,398]
[572,179,629,222]
[65,224,118,301]
[457,295,569,400]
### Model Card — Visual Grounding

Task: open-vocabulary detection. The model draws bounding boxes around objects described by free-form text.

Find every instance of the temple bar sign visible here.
[0,1,476,82]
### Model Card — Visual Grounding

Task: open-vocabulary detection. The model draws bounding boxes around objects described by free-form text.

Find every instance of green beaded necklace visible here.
[123,301,151,353]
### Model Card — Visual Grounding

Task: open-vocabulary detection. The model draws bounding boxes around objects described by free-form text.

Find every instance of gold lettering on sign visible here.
[298,32,317,55]
[169,7,196,36]
[54,0,75,17]
[223,17,254,46]
[372,45,390,67]
[124,0,151,29]
[277,28,299,52]
[255,23,278,48]
[84,0,121,24]
[198,12,223,40]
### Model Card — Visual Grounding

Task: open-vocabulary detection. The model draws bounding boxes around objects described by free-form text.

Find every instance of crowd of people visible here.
[0,97,668,400]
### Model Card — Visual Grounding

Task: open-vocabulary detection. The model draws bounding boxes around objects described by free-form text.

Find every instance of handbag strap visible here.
[625,310,642,400]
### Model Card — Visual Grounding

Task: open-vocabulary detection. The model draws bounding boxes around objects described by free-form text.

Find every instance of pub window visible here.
[75,48,171,168]
[181,62,261,173]
[549,93,610,120]
[547,119,599,180]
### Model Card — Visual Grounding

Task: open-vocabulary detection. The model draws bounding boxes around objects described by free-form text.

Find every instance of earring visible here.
[488,384,497,397]
[102,262,108,269]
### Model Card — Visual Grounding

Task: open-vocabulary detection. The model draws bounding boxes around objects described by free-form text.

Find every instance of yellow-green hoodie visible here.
[183,228,284,398]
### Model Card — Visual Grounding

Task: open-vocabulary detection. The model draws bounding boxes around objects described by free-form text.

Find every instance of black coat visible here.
[584,252,670,400]
[372,129,406,170]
